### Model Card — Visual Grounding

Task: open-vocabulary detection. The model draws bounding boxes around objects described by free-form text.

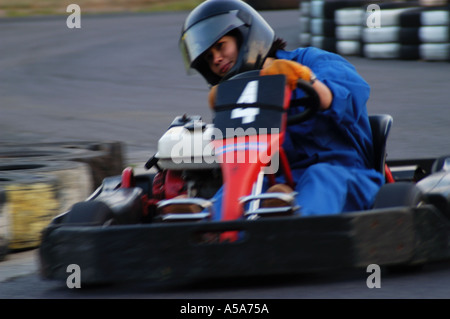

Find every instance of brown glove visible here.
[260,59,314,91]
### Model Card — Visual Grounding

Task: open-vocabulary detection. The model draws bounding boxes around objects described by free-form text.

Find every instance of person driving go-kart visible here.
[179,0,384,218]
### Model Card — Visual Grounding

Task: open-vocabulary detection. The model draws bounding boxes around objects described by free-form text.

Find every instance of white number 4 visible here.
[233,80,259,123]
[231,107,259,124]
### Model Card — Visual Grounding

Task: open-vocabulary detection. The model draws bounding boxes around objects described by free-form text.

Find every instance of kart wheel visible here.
[63,201,115,226]
[373,182,423,209]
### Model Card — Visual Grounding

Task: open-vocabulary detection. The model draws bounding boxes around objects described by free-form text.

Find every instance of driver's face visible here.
[204,35,238,78]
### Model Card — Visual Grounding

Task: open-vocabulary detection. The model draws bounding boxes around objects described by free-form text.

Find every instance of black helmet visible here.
[179,0,275,86]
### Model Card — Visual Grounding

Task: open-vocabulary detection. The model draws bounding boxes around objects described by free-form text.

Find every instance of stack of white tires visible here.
[299,0,312,46]
[362,3,422,59]
[335,6,365,55]
[298,0,450,62]
[418,6,450,60]
[304,0,371,53]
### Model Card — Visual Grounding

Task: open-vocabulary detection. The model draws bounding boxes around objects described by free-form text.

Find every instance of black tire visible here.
[399,45,420,60]
[373,182,423,209]
[63,201,114,226]
[399,7,423,28]
[399,28,420,45]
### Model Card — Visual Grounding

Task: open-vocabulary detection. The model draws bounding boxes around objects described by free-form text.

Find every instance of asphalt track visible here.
[1,9,450,300]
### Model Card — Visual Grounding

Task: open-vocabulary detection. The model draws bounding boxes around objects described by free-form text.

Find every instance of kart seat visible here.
[369,114,393,176]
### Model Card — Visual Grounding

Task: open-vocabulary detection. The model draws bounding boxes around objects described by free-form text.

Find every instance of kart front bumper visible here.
[39,205,449,285]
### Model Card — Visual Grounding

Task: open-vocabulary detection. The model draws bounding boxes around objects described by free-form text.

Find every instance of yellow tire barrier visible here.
[0,160,93,213]
[0,173,60,251]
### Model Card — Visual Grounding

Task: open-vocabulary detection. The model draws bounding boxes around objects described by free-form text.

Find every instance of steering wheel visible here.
[228,70,320,126]
[287,78,320,125]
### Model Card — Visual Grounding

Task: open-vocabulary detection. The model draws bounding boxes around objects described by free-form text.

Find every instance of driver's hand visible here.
[260,59,314,91]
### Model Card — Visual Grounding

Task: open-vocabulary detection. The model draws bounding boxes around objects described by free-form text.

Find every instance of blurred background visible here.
[0,0,299,17]
[1,0,450,298]
[1,0,447,62]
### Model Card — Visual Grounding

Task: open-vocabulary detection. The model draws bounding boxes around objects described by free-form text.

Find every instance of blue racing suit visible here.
[211,47,385,218]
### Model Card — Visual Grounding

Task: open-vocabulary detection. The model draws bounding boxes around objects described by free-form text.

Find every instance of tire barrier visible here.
[0,188,9,261]
[362,2,422,59]
[401,5,450,60]
[0,141,125,190]
[302,0,381,53]
[31,141,125,189]
[335,8,365,55]
[298,0,450,62]
[0,142,125,254]
[25,141,125,182]
[418,7,450,60]
[0,160,92,213]
[0,173,60,250]
[299,0,312,46]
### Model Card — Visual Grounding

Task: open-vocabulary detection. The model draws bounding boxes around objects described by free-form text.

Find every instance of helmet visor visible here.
[180,11,245,72]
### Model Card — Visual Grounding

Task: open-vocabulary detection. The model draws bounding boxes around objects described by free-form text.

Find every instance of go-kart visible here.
[39,71,450,285]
